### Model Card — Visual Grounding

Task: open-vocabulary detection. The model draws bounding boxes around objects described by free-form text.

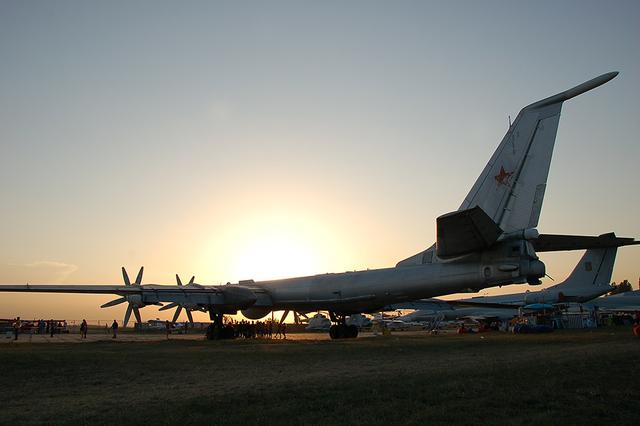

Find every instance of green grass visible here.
[1,329,639,425]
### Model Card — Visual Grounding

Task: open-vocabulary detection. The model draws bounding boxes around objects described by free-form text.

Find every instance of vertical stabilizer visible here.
[459,72,618,233]
[397,72,618,267]
[548,247,617,295]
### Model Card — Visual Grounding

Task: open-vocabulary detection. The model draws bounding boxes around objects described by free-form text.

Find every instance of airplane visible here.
[392,241,637,323]
[0,72,627,339]
[583,290,640,313]
[450,240,635,307]
[305,313,331,331]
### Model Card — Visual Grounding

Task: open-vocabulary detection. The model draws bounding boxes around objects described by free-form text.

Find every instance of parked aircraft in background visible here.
[584,290,640,312]
[448,243,632,307]
[345,313,372,329]
[393,242,638,323]
[0,72,627,339]
[305,313,331,331]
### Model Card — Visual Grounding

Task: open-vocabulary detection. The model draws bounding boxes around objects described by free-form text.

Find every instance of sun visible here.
[231,230,320,281]
[197,209,335,282]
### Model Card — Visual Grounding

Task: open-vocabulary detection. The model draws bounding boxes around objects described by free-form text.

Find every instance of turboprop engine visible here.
[100,267,154,327]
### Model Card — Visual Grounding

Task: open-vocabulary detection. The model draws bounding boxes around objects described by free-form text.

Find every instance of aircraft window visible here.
[484,267,491,278]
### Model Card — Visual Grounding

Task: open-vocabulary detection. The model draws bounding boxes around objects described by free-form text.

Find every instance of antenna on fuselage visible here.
[508,115,512,129]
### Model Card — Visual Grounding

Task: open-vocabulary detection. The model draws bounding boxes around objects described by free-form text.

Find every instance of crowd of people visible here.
[8,316,290,341]
[223,318,287,339]
[10,317,70,340]
[8,310,640,341]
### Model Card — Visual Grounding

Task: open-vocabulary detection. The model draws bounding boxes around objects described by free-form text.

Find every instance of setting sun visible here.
[231,229,321,281]
[197,208,339,283]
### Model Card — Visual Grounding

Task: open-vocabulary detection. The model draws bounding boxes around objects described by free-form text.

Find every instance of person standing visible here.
[111,320,118,338]
[49,319,55,337]
[165,320,171,340]
[12,317,21,341]
[80,319,88,339]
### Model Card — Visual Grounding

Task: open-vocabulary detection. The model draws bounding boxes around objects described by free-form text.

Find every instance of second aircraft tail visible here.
[546,246,618,301]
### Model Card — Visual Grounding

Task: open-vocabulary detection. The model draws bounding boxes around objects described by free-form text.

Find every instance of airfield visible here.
[1,329,638,425]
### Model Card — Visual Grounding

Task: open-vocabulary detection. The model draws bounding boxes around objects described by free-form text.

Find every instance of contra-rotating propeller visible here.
[158,274,195,324]
[100,266,151,328]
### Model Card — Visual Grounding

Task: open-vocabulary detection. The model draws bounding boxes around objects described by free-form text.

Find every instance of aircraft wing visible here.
[385,298,455,311]
[0,284,139,295]
[0,283,231,296]
[533,232,640,252]
[0,283,257,312]
[450,300,521,309]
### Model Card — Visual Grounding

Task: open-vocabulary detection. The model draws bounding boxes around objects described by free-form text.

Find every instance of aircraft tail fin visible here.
[459,72,618,234]
[548,246,617,297]
[397,73,618,267]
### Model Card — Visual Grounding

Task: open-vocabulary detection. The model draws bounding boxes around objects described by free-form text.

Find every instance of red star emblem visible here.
[494,166,513,186]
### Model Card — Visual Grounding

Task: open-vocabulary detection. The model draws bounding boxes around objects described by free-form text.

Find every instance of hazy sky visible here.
[1,1,639,321]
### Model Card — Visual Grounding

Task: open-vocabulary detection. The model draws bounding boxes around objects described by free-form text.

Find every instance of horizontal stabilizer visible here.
[532,232,639,252]
[436,206,502,257]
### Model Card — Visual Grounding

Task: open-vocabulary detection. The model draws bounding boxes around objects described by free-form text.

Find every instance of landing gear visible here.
[329,324,358,339]
[206,312,235,340]
[328,313,359,339]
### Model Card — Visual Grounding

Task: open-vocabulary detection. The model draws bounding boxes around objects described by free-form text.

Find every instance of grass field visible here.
[1,329,639,425]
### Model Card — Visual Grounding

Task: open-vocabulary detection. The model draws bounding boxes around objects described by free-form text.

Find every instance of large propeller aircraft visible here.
[0,72,633,339]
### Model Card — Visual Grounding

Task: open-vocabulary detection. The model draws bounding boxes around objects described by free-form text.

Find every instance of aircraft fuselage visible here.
[240,243,545,316]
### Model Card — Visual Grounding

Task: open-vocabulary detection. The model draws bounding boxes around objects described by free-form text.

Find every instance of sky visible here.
[1,0,639,322]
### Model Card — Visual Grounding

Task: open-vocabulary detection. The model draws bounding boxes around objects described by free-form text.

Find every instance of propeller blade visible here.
[100,297,127,308]
[186,309,194,324]
[133,307,142,324]
[123,305,133,328]
[122,267,131,286]
[172,306,183,323]
[176,274,183,286]
[159,302,179,311]
[135,266,144,285]
[188,276,195,285]
[279,310,289,326]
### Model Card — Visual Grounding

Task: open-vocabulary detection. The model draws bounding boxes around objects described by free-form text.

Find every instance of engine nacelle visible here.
[525,259,545,285]
[241,307,271,320]
[126,294,144,307]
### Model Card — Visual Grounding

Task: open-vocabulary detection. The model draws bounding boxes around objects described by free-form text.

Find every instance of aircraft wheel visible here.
[205,324,215,340]
[347,324,359,338]
[329,325,339,339]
